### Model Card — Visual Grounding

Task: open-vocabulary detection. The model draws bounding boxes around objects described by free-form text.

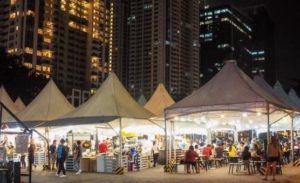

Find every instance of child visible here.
[21,154,26,168]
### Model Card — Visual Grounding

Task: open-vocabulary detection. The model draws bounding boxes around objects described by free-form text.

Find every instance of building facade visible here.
[200,5,254,83]
[200,4,275,84]
[0,0,111,96]
[113,0,200,101]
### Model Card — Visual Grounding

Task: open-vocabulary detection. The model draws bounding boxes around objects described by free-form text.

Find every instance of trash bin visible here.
[0,168,8,183]
[14,162,21,183]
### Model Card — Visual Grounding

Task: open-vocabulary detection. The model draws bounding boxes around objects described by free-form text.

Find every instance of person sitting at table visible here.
[242,146,251,162]
[215,144,224,158]
[251,143,262,171]
[194,144,201,156]
[228,142,238,163]
[185,145,199,173]
[202,144,212,160]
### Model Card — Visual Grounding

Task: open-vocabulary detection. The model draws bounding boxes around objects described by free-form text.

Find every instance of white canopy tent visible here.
[17,79,75,124]
[0,86,19,122]
[164,60,294,163]
[14,96,26,113]
[41,73,159,166]
[289,89,300,130]
[145,83,175,117]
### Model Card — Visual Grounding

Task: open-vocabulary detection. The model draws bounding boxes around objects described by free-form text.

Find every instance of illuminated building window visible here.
[38,29,43,34]
[25,47,33,54]
[26,10,35,16]
[9,12,16,19]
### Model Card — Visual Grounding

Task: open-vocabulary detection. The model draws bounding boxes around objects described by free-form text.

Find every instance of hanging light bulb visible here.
[242,112,248,117]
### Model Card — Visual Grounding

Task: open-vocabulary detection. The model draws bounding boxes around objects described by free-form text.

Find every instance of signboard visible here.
[15,134,29,154]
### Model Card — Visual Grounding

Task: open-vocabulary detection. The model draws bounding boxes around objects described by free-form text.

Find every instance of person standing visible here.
[49,140,57,170]
[56,139,67,177]
[28,140,35,171]
[73,140,82,175]
[98,140,108,153]
[152,141,160,167]
[282,142,290,164]
[263,136,282,181]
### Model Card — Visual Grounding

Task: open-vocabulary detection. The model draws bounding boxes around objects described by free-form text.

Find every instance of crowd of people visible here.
[180,134,291,180]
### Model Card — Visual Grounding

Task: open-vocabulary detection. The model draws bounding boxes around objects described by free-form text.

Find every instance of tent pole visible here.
[171,121,175,162]
[164,114,168,164]
[267,103,270,150]
[291,113,295,163]
[119,118,122,168]
[0,103,2,137]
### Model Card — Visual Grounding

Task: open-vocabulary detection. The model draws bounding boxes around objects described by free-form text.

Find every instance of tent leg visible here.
[164,118,168,164]
[119,118,122,168]
[0,104,2,137]
[291,114,295,163]
[267,103,270,149]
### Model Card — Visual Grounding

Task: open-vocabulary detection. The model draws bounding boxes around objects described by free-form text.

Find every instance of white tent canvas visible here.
[17,79,75,122]
[14,97,26,113]
[0,86,19,121]
[273,81,300,111]
[165,60,290,119]
[144,83,175,116]
[61,72,153,119]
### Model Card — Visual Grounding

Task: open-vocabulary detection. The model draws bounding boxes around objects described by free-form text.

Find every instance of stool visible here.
[228,162,242,174]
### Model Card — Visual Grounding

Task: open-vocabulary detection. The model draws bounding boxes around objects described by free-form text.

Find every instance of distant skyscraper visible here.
[200,4,275,84]
[200,4,254,83]
[111,0,130,86]
[247,6,275,84]
[0,0,111,95]
[115,0,200,101]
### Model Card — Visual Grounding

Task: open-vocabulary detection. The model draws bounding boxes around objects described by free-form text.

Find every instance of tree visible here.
[0,47,48,104]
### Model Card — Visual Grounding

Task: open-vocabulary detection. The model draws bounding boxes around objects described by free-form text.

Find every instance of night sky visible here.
[266,0,300,89]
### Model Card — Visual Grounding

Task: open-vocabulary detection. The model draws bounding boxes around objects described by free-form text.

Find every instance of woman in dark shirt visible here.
[242,146,251,161]
[185,145,199,173]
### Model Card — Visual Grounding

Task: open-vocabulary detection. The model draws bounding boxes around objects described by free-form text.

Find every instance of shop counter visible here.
[80,158,90,172]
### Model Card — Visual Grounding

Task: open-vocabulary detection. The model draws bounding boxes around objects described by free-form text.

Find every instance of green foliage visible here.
[0,47,49,104]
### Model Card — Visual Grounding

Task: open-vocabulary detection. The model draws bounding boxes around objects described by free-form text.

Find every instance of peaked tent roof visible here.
[165,60,290,118]
[0,86,18,114]
[289,88,300,107]
[17,79,75,122]
[273,81,300,111]
[138,94,147,106]
[254,76,299,111]
[14,97,26,113]
[0,86,19,121]
[58,72,154,121]
[144,83,175,116]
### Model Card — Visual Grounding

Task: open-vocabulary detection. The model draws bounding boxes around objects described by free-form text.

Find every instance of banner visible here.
[15,134,29,154]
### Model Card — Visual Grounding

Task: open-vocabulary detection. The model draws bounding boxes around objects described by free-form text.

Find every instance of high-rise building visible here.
[114,0,200,101]
[110,0,130,86]
[0,0,111,95]
[199,4,275,84]
[200,4,254,83]
[247,6,275,84]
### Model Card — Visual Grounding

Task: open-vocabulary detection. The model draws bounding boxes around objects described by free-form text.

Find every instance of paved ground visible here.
[22,165,300,183]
